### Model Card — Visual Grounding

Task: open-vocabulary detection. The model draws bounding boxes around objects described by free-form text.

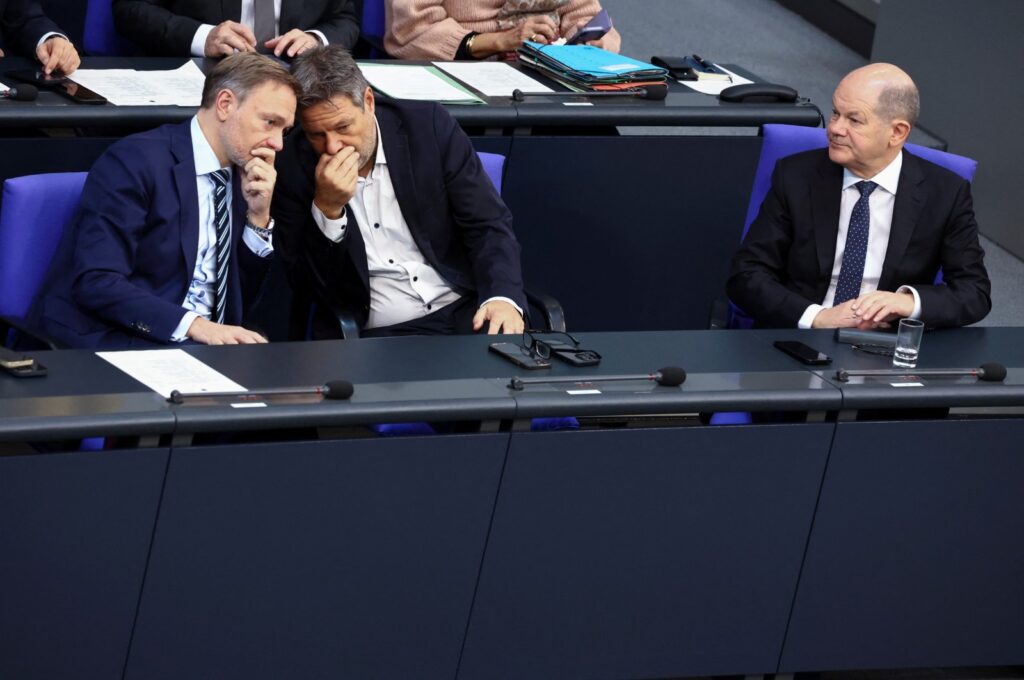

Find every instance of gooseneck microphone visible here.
[834,362,1007,383]
[508,366,686,391]
[169,379,354,404]
[0,84,39,102]
[511,85,668,102]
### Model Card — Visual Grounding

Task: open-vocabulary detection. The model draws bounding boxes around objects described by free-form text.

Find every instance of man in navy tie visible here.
[727,63,990,329]
[32,53,299,348]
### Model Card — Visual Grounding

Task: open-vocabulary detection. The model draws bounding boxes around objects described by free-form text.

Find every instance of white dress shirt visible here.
[798,151,922,328]
[313,118,521,329]
[189,0,328,56]
[171,116,274,340]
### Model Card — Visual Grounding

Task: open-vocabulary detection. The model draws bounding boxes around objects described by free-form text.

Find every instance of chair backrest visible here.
[729,123,978,328]
[362,0,386,57]
[84,0,137,56]
[0,172,88,320]
[477,151,505,194]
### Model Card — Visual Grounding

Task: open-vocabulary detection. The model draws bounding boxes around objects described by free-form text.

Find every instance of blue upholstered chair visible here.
[728,123,978,330]
[84,0,137,56]
[359,0,387,58]
[0,172,88,349]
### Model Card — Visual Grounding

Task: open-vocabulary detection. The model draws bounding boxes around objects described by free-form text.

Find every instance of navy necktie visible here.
[833,180,878,305]
[209,169,231,325]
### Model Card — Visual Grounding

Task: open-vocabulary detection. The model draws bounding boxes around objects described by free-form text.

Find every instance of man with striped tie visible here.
[727,63,990,330]
[33,53,299,348]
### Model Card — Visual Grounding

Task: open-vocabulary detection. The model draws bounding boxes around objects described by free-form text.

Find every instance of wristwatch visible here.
[247,217,274,240]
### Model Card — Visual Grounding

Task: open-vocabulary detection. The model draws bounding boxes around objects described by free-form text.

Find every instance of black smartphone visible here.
[774,340,831,365]
[489,342,551,369]
[5,68,67,88]
[57,81,107,105]
[567,25,609,45]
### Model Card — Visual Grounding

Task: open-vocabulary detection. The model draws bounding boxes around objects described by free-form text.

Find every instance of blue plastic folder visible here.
[519,43,667,82]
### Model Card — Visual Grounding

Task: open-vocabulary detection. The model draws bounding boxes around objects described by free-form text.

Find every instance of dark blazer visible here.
[32,120,270,349]
[271,97,526,334]
[0,0,60,56]
[726,148,991,329]
[112,0,359,56]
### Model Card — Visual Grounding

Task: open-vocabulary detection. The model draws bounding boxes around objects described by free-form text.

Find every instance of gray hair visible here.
[290,45,370,110]
[876,82,920,126]
[200,52,299,109]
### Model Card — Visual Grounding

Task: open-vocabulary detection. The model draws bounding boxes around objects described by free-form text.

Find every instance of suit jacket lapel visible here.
[171,121,200,284]
[278,0,298,33]
[378,106,436,262]
[810,154,844,285]
[879,150,925,291]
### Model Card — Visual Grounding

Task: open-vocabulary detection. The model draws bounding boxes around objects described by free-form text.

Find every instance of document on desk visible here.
[97,348,247,398]
[433,61,553,97]
[357,63,483,104]
[679,65,752,95]
[69,61,206,106]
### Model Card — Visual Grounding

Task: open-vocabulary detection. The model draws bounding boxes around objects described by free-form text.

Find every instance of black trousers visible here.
[360,296,478,338]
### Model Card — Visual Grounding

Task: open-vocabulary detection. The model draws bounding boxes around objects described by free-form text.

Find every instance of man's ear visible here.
[214,88,237,122]
[364,86,375,116]
[890,118,911,148]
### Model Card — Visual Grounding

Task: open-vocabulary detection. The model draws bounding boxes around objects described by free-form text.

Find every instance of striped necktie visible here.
[209,168,231,325]
[833,180,878,305]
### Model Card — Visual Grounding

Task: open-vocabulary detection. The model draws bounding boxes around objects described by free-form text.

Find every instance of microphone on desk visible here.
[508,366,686,391]
[168,379,354,404]
[834,362,1007,383]
[0,84,39,102]
[511,85,668,102]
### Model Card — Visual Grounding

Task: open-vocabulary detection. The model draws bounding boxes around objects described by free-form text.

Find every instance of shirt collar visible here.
[368,115,386,179]
[190,115,230,178]
[842,150,902,195]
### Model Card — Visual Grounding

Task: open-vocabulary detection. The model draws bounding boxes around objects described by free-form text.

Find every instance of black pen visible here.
[692,53,713,71]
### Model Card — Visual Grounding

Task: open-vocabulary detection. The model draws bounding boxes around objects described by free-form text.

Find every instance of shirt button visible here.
[388,259,394,264]
[374,223,380,229]
[427,304,432,310]
[413,276,418,282]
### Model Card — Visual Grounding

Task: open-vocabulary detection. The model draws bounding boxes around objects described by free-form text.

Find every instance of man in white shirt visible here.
[112,0,358,59]
[727,63,990,329]
[34,53,299,348]
[273,46,527,337]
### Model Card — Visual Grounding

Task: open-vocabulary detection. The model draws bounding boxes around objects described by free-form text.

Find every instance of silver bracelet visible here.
[247,217,274,240]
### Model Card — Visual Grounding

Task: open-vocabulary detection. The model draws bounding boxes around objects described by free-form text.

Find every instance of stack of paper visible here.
[68,60,207,106]
[357,63,483,104]
[516,43,667,92]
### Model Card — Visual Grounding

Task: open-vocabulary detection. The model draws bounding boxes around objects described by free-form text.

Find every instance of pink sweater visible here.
[385,0,622,60]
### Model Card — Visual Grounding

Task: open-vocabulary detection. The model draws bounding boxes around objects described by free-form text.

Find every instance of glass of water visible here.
[893,318,925,368]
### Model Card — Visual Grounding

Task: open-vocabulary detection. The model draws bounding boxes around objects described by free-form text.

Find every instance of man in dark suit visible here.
[32,53,299,348]
[272,45,526,338]
[727,63,990,330]
[0,0,80,74]
[113,0,358,58]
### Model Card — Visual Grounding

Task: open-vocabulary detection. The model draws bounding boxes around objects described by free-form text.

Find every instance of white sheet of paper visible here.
[70,61,206,106]
[678,65,753,95]
[891,382,925,387]
[433,61,553,97]
[359,63,478,102]
[97,348,247,398]
[0,82,9,94]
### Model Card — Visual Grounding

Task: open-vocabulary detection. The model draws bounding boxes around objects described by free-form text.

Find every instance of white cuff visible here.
[480,296,524,317]
[243,224,274,257]
[307,30,328,46]
[171,311,199,342]
[798,304,824,329]
[36,32,68,49]
[191,25,215,57]
[896,285,922,320]
[312,203,347,242]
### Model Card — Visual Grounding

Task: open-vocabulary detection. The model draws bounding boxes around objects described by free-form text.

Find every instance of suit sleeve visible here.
[112,0,203,56]
[726,162,819,328]
[306,0,359,50]
[70,143,192,342]
[433,104,526,311]
[914,178,991,328]
[1,0,61,56]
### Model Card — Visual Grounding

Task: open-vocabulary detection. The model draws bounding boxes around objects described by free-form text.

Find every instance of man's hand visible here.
[241,146,277,227]
[36,36,80,75]
[313,147,359,219]
[187,317,267,345]
[472,300,524,335]
[811,299,864,329]
[851,290,914,326]
[205,21,257,57]
[265,29,320,58]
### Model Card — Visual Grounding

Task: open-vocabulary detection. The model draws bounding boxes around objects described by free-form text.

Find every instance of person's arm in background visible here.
[303,0,359,51]
[112,0,208,56]
[559,0,620,52]
[0,0,80,73]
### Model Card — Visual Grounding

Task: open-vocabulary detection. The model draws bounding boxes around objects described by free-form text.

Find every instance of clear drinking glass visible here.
[893,318,925,368]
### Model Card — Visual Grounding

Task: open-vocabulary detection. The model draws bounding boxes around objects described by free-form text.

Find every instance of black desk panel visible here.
[0,447,169,680]
[780,418,1024,672]
[125,435,508,680]
[459,424,834,679]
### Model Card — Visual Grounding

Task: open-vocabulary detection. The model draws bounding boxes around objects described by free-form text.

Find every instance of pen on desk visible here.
[692,53,713,70]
